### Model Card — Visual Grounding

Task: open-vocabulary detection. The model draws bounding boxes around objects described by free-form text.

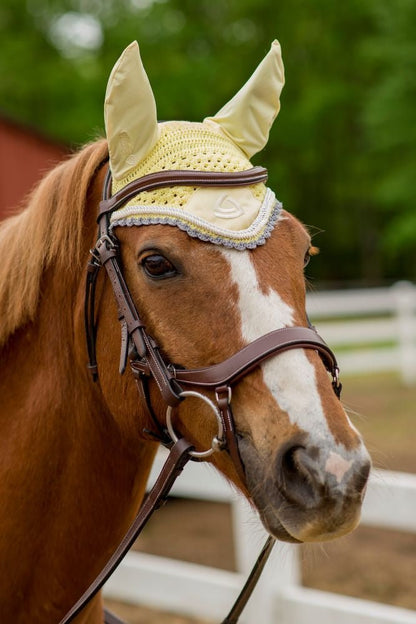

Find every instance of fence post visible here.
[392,281,416,386]
[231,498,301,623]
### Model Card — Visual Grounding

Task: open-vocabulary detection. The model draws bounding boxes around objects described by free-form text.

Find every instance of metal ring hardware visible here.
[215,386,232,404]
[166,391,225,458]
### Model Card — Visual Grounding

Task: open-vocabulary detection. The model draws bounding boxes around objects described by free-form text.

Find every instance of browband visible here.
[98,166,269,217]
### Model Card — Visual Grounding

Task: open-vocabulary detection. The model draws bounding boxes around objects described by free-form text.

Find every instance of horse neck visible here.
[0,164,155,497]
[0,166,156,621]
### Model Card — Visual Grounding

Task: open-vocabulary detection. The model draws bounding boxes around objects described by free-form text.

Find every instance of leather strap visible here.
[222,536,276,624]
[84,257,101,381]
[59,438,194,624]
[104,610,125,624]
[99,167,268,217]
[131,326,339,390]
[92,235,183,406]
[215,385,246,484]
[102,537,276,624]
[128,326,340,485]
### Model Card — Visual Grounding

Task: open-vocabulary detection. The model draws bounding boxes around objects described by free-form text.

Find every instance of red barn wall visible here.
[0,118,68,220]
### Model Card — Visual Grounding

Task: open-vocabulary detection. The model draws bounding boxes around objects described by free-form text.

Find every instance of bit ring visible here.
[166,390,224,458]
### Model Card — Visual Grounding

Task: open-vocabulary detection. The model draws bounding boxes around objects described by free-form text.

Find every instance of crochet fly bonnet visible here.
[105,40,285,250]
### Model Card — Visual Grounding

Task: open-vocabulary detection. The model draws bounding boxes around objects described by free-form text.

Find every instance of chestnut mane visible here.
[0,139,108,347]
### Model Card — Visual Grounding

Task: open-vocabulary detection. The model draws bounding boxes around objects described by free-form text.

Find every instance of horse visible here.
[0,40,371,623]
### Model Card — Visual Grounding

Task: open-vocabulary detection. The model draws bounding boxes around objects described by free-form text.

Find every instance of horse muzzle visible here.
[239,433,371,543]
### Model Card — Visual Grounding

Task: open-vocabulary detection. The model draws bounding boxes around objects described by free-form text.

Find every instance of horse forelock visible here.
[0,139,108,348]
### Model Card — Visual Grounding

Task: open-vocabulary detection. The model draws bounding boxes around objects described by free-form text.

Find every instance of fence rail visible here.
[307,281,416,385]
[104,283,416,623]
[104,455,416,623]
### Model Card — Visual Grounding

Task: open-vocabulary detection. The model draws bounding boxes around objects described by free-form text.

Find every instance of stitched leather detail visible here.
[99,167,268,217]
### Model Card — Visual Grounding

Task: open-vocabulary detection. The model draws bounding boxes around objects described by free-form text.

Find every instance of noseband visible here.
[75,164,342,624]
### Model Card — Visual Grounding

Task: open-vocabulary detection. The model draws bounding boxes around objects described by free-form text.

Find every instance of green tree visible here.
[0,0,414,284]
[361,0,416,269]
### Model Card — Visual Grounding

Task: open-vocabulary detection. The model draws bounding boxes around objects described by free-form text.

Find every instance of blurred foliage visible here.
[0,0,415,285]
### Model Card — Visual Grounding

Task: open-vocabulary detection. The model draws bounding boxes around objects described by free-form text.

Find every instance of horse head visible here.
[93,40,371,544]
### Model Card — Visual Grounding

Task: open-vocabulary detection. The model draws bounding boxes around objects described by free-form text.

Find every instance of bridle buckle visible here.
[96,233,117,251]
[215,385,232,405]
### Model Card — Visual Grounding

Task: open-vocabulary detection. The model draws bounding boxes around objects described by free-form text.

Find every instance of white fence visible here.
[307,281,416,385]
[104,456,416,623]
[104,283,416,623]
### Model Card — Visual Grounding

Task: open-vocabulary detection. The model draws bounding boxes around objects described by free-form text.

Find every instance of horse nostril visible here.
[278,445,322,507]
[281,445,302,478]
[277,441,372,510]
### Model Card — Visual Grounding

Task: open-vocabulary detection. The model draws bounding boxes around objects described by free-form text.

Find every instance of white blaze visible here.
[221,248,334,441]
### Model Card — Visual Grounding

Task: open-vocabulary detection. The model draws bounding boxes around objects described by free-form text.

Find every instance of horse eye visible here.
[142,254,177,279]
[304,251,311,267]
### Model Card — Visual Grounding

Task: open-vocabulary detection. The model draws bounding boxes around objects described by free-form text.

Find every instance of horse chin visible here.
[256,499,361,544]
[258,511,303,543]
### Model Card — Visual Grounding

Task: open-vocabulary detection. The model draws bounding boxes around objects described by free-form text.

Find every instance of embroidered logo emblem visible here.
[213,194,244,219]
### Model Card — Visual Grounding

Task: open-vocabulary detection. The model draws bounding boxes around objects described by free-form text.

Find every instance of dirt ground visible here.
[105,373,416,623]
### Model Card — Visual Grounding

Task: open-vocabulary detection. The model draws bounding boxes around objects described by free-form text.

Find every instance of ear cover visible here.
[205,40,285,158]
[104,41,159,181]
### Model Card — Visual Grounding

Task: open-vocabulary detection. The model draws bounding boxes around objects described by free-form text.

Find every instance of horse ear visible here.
[104,41,159,181]
[205,40,285,158]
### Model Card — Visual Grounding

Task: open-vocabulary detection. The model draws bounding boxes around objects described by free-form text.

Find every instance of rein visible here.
[69,165,342,624]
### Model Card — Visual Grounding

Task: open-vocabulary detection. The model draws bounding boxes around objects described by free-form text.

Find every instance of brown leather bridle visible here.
[63,165,342,624]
